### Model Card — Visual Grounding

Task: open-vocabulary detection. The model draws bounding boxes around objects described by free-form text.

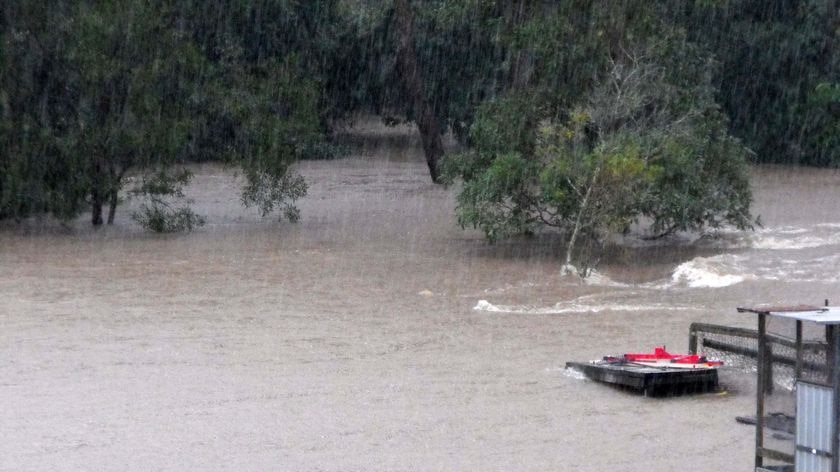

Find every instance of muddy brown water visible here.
[3,139,840,471]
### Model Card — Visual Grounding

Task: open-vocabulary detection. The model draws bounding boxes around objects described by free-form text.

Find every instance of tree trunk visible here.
[91,94,111,227]
[415,114,444,183]
[106,190,118,225]
[562,165,600,274]
[393,0,443,183]
[91,189,104,226]
[90,158,105,226]
[106,164,122,225]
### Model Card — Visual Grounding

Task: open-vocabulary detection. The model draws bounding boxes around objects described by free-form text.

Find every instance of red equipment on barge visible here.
[617,346,723,369]
[566,346,723,396]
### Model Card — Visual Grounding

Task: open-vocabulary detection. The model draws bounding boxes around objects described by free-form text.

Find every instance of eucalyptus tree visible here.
[67,0,204,226]
[1,0,330,230]
[330,0,523,181]
[168,0,339,223]
[440,5,757,272]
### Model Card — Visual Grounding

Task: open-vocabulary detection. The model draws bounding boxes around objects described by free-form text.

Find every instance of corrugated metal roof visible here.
[738,306,840,325]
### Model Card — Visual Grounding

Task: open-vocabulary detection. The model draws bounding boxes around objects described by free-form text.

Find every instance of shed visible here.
[738,303,840,472]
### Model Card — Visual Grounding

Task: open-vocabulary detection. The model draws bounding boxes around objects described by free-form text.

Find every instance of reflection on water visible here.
[2,151,840,470]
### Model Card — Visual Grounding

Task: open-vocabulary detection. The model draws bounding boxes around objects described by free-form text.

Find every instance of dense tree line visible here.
[1,0,837,265]
[1,0,336,227]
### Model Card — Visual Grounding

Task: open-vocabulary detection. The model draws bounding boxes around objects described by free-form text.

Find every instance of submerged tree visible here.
[326,0,521,182]
[0,0,328,230]
[130,168,205,233]
[392,0,445,182]
[67,0,202,226]
[442,43,757,272]
[186,46,319,223]
[4,0,836,237]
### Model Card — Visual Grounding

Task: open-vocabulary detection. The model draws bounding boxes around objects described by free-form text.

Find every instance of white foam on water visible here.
[562,367,588,380]
[750,224,840,250]
[583,269,631,288]
[751,235,837,250]
[559,264,579,276]
[479,223,840,303]
[473,299,510,312]
[559,264,630,288]
[480,281,543,295]
[473,299,694,315]
[664,255,750,288]
[768,225,811,235]
[658,251,840,287]
[668,224,840,251]
[750,255,840,284]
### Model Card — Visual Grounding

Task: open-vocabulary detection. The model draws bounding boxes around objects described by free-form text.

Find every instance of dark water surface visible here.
[3,144,840,470]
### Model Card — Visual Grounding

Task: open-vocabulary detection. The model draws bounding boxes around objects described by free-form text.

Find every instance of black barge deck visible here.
[566,361,719,397]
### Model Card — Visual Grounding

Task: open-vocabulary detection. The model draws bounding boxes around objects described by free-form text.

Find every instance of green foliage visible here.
[678,0,840,165]
[69,0,202,224]
[132,168,194,200]
[189,51,318,220]
[240,171,308,222]
[0,0,202,225]
[132,203,206,233]
[1,0,330,228]
[3,0,836,244]
[395,0,840,167]
[798,81,840,165]
[467,94,541,156]
[443,44,756,269]
[130,167,205,233]
[641,118,755,237]
[0,1,84,221]
[329,0,512,140]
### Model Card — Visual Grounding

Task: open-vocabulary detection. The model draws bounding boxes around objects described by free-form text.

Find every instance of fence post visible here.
[688,324,698,354]
[756,313,767,470]
[795,320,803,380]
[764,342,774,395]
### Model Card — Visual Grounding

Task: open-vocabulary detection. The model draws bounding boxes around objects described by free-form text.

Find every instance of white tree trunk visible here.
[562,165,600,275]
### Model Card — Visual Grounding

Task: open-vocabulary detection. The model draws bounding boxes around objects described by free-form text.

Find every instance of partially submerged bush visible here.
[240,170,308,222]
[130,168,205,233]
[132,202,206,233]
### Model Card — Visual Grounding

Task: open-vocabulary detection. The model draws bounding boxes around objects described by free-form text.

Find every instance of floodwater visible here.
[3,129,840,471]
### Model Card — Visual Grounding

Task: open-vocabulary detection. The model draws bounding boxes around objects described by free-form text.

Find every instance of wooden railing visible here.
[688,322,828,392]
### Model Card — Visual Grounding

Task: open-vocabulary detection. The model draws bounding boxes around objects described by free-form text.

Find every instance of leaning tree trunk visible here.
[562,165,600,274]
[393,0,444,183]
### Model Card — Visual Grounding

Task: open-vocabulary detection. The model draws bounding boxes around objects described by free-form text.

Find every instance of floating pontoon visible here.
[566,346,721,397]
